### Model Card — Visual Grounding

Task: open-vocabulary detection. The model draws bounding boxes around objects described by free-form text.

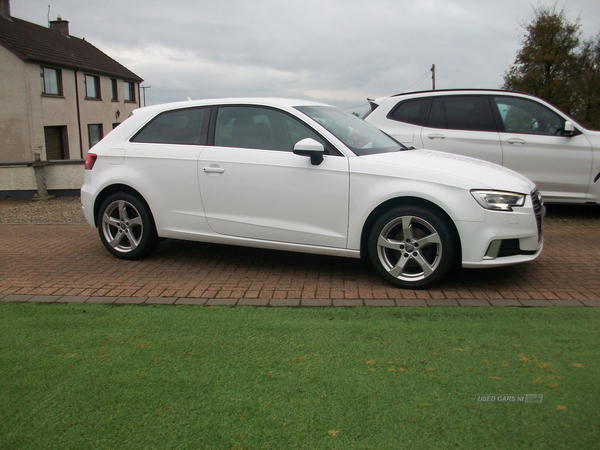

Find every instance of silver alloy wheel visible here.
[376,215,442,282]
[100,199,144,253]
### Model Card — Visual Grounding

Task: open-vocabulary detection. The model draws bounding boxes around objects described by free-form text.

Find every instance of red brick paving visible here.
[1,222,599,306]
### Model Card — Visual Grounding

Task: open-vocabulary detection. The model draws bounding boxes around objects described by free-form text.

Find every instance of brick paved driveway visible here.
[1,220,599,306]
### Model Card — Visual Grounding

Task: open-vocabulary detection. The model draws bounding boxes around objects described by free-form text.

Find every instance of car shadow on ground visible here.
[149,237,536,292]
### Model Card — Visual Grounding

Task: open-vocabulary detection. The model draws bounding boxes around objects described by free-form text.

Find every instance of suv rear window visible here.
[387,98,429,125]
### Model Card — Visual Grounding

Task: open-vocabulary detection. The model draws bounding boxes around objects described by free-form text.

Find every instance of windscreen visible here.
[296,105,407,156]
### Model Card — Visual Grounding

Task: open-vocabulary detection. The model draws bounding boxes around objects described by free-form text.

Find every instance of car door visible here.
[491,95,593,202]
[420,95,503,165]
[126,106,209,232]
[198,105,350,248]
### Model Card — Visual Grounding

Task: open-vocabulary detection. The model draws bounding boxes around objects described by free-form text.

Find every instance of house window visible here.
[124,81,135,102]
[85,74,101,99]
[40,67,62,96]
[111,78,118,101]
[88,124,103,148]
[44,126,69,160]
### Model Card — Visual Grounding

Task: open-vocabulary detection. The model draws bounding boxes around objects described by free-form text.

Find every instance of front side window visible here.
[297,105,404,155]
[214,106,328,152]
[426,95,495,131]
[492,96,564,135]
[85,74,101,99]
[131,107,208,145]
[40,67,62,95]
[124,81,135,102]
[88,124,103,148]
[388,98,430,125]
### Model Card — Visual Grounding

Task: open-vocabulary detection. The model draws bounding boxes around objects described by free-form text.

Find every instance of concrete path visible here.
[1,222,599,307]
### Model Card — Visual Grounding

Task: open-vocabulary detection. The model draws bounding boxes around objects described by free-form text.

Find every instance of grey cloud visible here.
[11,0,600,108]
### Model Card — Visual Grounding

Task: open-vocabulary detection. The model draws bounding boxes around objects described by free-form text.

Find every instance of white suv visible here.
[364,89,600,204]
[81,98,543,289]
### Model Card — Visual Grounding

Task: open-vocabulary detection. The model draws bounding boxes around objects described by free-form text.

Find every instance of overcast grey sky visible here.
[11,0,600,109]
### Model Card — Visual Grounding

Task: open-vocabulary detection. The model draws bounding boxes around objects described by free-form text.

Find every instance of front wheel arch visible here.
[362,198,461,288]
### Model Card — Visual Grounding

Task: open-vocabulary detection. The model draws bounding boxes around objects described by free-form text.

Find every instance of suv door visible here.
[491,96,593,202]
[420,95,503,165]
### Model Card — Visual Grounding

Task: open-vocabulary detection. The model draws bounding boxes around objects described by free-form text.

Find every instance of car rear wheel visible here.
[97,193,159,260]
[368,205,458,289]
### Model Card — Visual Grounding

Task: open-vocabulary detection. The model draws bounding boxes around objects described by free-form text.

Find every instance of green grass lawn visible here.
[1,303,598,449]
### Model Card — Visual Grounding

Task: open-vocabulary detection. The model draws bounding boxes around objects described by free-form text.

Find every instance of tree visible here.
[503,4,600,129]
[574,34,600,129]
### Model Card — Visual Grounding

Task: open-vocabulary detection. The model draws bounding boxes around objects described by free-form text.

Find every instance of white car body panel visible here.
[499,132,592,203]
[421,126,503,166]
[198,146,349,247]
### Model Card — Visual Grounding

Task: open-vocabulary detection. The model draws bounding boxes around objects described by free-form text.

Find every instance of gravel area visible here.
[0,196,598,224]
[0,197,86,224]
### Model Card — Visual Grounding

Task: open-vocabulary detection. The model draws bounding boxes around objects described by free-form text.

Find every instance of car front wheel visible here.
[97,193,159,260]
[368,205,458,289]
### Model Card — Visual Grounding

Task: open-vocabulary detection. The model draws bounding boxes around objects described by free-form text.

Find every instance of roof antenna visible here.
[47,5,50,27]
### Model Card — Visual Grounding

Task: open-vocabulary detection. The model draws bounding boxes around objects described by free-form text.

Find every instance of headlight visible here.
[470,190,526,211]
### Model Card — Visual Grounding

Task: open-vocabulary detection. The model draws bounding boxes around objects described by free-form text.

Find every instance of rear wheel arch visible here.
[93,185,154,228]
[96,189,159,260]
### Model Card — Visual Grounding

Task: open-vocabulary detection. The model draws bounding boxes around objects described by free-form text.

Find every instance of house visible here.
[0,0,143,199]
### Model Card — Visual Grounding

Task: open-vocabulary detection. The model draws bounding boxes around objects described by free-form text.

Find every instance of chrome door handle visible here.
[427,134,445,139]
[203,166,225,174]
[507,138,526,145]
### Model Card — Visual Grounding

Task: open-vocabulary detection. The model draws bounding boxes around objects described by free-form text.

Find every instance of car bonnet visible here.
[357,149,537,194]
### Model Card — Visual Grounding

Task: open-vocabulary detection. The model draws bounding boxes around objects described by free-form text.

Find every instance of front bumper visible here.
[457,191,543,268]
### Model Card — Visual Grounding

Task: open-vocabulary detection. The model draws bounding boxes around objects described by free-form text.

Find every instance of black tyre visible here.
[367,205,458,289]
[97,192,159,260]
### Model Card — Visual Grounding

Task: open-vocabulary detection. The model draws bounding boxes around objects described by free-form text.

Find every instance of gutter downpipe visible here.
[74,68,84,158]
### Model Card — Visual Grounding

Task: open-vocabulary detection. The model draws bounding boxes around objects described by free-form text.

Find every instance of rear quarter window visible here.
[387,98,430,125]
[131,107,208,145]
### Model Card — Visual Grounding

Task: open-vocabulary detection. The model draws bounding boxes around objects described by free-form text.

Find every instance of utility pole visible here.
[140,85,151,107]
[431,64,436,90]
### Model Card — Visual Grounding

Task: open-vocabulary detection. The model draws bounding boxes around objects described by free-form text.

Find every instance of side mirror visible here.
[563,121,575,136]
[293,138,325,165]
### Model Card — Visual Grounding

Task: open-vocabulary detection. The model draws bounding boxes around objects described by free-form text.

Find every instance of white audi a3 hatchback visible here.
[81,98,544,289]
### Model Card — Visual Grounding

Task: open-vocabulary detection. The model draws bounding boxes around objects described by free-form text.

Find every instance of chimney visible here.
[0,0,10,17]
[49,16,69,35]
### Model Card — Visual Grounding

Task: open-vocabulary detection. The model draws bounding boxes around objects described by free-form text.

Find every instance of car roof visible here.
[368,89,537,105]
[133,97,332,116]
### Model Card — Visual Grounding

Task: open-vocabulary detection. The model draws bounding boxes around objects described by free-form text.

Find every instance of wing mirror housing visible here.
[563,121,575,136]
[293,138,325,165]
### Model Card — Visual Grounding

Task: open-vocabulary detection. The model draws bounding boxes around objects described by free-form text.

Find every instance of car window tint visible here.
[388,98,429,125]
[131,107,207,144]
[214,106,326,152]
[492,96,564,135]
[427,97,446,128]
[425,96,494,131]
